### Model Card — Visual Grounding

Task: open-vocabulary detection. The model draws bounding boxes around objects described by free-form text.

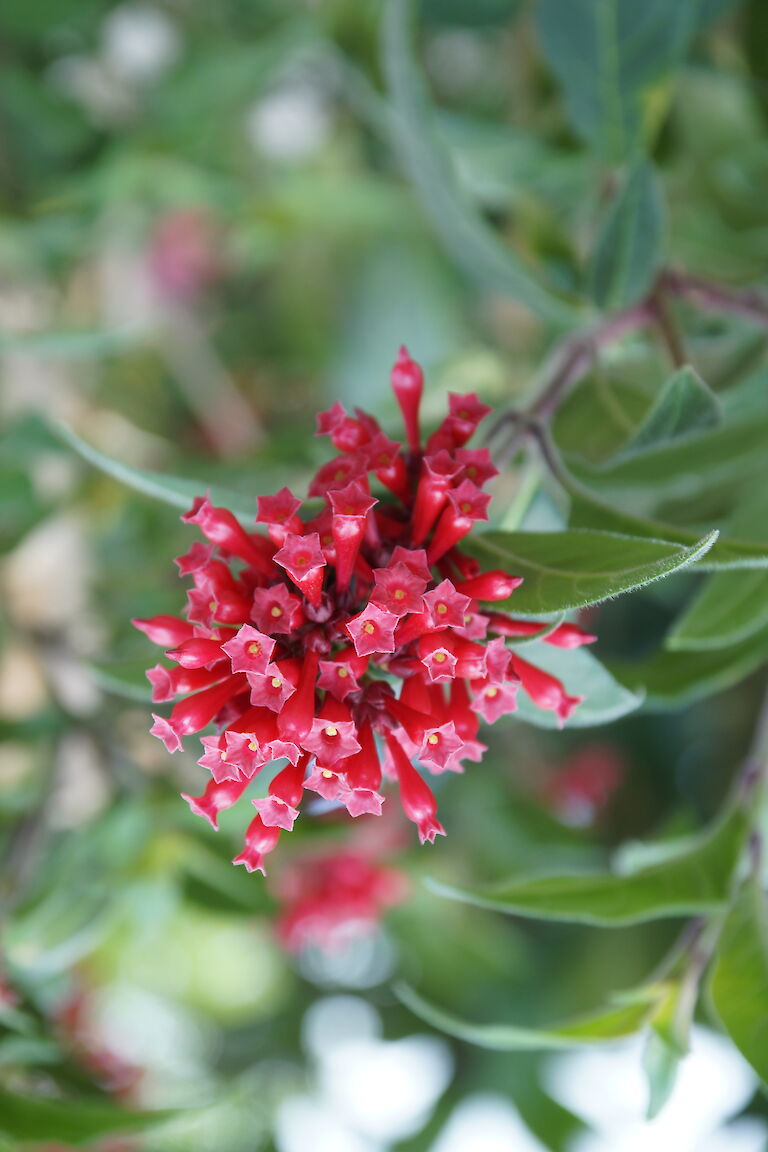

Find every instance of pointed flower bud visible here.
[133,615,195,647]
[183,496,272,575]
[166,637,227,669]
[511,655,583,727]
[455,570,523,601]
[391,345,423,452]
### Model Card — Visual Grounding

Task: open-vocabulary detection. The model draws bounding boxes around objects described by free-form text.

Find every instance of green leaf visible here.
[668,569,768,651]
[0,1089,176,1144]
[426,802,748,925]
[642,975,696,1118]
[589,159,664,310]
[382,0,576,325]
[541,427,768,569]
[511,639,643,728]
[667,489,768,651]
[53,422,256,524]
[643,1030,682,1119]
[571,408,768,500]
[535,0,693,161]
[395,981,658,1051]
[709,878,768,1084]
[623,366,721,455]
[610,621,768,707]
[568,494,768,571]
[465,528,717,616]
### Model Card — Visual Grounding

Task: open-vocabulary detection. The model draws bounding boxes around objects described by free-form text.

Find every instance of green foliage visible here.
[382,0,577,324]
[427,802,749,925]
[395,980,660,1051]
[620,366,722,455]
[54,423,259,521]
[589,160,665,310]
[709,877,768,1085]
[0,1089,177,1145]
[2,0,768,1141]
[467,528,717,615]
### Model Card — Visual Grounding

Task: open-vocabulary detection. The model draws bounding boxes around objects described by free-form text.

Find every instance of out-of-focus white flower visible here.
[280,996,452,1150]
[432,1094,550,1152]
[245,82,332,161]
[102,4,180,83]
[276,1094,381,1152]
[318,1033,452,1142]
[545,1027,766,1152]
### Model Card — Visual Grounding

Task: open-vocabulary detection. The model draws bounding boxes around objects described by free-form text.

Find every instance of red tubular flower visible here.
[277,651,320,741]
[251,583,304,634]
[391,344,423,452]
[274,848,407,952]
[386,732,446,844]
[166,637,226,670]
[346,603,399,657]
[329,480,377,590]
[257,487,303,543]
[147,664,223,702]
[182,775,251,829]
[233,814,281,873]
[411,451,460,545]
[184,496,273,575]
[427,481,491,564]
[132,615,195,647]
[511,654,583,727]
[417,722,466,774]
[273,532,327,607]
[488,614,597,649]
[253,754,309,830]
[454,571,522,601]
[135,344,591,874]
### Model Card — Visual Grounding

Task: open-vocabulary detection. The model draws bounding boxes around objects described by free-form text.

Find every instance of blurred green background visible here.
[1,1,768,1149]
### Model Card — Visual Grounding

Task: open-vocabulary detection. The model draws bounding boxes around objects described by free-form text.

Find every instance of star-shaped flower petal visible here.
[221,625,275,675]
[301,719,361,766]
[345,603,399,657]
[252,795,300,831]
[417,722,466,774]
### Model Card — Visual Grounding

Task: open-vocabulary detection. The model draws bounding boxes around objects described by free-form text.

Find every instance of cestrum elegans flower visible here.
[135,346,594,874]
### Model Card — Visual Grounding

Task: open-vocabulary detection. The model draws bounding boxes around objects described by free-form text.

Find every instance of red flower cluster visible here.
[135,347,595,873]
[274,848,407,952]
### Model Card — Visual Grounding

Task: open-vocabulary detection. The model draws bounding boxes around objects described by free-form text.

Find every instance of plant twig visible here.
[487,301,654,463]
[649,287,687,368]
[661,269,768,327]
